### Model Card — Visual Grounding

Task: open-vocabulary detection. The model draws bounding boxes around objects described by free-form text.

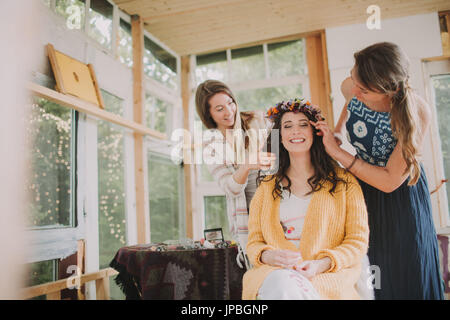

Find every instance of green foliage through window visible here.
[118,19,133,68]
[145,94,171,134]
[432,74,450,218]
[98,90,126,300]
[204,196,230,241]
[144,37,178,91]
[236,84,303,112]
[88,0,113,50]
[27,97,74,228]
[26,260,57,300]
[55,0,86,31]
[148,152,185,243]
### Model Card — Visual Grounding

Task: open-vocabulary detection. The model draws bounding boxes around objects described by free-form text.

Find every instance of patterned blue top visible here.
[345,97,397,167]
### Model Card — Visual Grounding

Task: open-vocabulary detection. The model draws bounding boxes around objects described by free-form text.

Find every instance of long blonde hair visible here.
[354,42,421,185]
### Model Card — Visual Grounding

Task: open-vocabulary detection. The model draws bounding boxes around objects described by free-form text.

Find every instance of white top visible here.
[279,187,312,248]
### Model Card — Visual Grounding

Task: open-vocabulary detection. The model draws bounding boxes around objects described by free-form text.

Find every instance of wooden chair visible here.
[22,267,118,300]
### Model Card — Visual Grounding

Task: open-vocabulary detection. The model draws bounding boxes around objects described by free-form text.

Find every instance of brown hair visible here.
[195,79,254,148]
[354,42,421,185]
[258,107,346,199]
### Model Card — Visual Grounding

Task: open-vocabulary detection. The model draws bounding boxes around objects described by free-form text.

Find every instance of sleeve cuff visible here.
[315,250,339,273]
[227,173,248,194]
[252,245,275,267]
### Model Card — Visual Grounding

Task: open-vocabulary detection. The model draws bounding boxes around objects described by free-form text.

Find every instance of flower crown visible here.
[266,98,324,122]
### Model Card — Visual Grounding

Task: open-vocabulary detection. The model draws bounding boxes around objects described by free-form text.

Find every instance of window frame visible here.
[26,89,83,264]
[422,57,450,233]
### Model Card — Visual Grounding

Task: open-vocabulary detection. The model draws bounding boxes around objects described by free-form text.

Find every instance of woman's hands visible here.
[244,151,277,171]
[261,250,332,279]
[294,257,332,280]
[261,249,302,269]
[310,120,342,159]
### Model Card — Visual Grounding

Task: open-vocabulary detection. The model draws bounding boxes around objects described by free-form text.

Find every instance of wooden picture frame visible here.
[204,228,224,244]
[47,43,105,109]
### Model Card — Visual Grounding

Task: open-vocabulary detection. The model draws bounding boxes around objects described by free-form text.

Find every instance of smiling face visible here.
[350,67,389,107]
[280,112,314,154]
[208,92,237,131]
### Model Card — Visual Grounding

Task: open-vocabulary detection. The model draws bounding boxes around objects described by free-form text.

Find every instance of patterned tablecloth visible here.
[110,243,245,300]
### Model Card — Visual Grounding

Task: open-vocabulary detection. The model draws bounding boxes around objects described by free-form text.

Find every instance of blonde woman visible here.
[195,80,274,269]
[314,42,444,299]
[243,99,369,300]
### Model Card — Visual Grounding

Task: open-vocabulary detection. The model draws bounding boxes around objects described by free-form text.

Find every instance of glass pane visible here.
[148,153,185,243]
[235,83,303,112]
[204,196,230,241]
[88,0,113,50]
[431,74,450,219]
[231,45,265,83]
[144,37,178,90]
[27,98,73,228]
[117,19,133,68]
[201,164,214,182]
[268,40,305,78]
[195,51,228,84]
[98,90,126,300]
[26,260,56,300]
[101,88,123,116]
[145,94,171,134]
[55,0,85,31]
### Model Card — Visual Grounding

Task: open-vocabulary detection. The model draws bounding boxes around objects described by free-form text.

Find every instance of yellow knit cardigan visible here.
[242,168,369,300]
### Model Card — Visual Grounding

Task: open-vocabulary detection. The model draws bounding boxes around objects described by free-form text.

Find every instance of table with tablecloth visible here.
[109,243,245,300]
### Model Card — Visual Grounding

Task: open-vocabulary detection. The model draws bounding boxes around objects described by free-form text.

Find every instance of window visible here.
[144,36,178,91]
[204,196,230,241]
[231,45,265,83]
[423,57,450,229]
[26,260,57,300]
[148,152,185,243]
[195,51,228,84]
[55,0,86,31]
[88,0,113,50]
[268,40,306,78]
[195,39,308,113]
[25,90,79,296]
[431,74,450,221]
[27,97,76,228]
[235,83,303,112]
[145,94,172,135]
[117,19,133,67]
[98,90,126,299]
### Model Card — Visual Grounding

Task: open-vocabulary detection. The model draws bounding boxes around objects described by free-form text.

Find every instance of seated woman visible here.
[242,99,370,300]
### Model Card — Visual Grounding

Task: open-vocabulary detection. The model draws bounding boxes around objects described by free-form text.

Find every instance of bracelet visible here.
[346,155,358,171]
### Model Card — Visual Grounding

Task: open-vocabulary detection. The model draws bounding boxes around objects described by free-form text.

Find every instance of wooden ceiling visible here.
[114,0,450,56]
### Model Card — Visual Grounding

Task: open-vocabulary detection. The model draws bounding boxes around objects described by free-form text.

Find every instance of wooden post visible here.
[131,14,148,244]
[445,13,450,55]
[46,291,61,300]
[306,31,333,128]
[77,240,85,300]
[95,277,110,300]
[181,56,194,239]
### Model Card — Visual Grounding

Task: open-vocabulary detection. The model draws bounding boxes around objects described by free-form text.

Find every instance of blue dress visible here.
[346,97,444,300]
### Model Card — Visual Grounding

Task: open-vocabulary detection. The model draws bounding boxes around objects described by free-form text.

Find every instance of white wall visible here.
[325,12,443,228]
